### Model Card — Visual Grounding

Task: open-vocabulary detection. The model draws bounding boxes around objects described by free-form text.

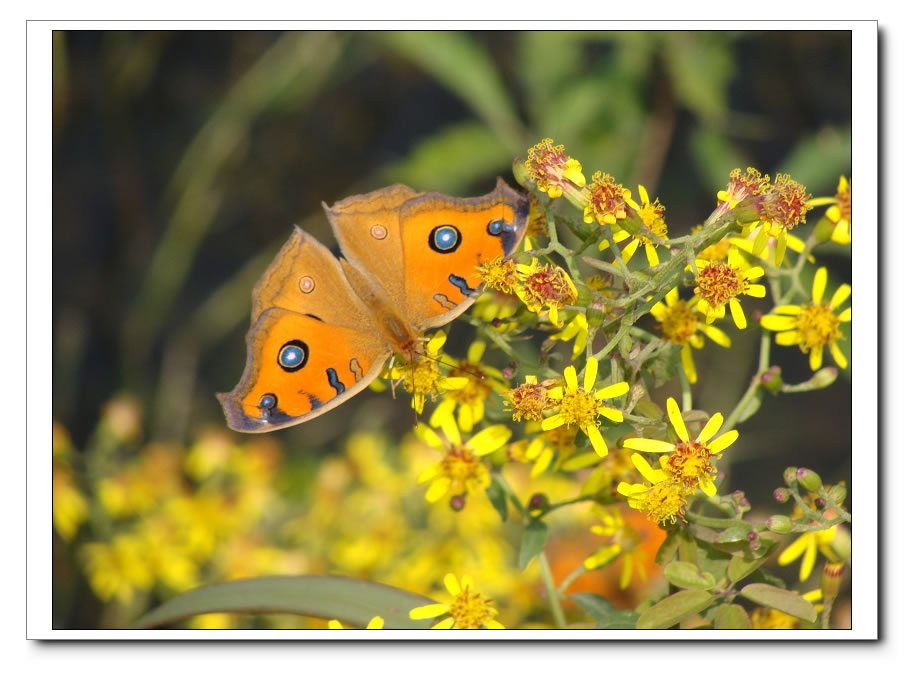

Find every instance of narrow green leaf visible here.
[485,477,508,522]
[735,388,764,424]
[570,592,639,629]
[133,575,436,630]
[713,603,752,630]
[738,584,818,623]
[519,519,548,570]
[664,561,717,590]
[635,589,714,630]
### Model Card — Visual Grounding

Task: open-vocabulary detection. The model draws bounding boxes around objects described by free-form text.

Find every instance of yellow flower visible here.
[476,256,520,294]
[391,331,469,414]
[416,411,512,504]
[525,138,586,199]
[749,173,812,265]
[549,312,589,360]
[623,397,738,496]
[504,375,560,423]
[717,167,770,209]
[693,246,767,329]
[616,476,687,526]
[761,267,850,372]
[81,534,155,604]
[436,340,509,432]
[824,175,852,244]
[584,506,650,590]
[583,171,629,225]
[540,357,629,458]
[328,616,385,629]
[598,185,668,268]
[515,258,578,327]
[650,287,731,384]
[52,464,88,542]
[409,573,504,629]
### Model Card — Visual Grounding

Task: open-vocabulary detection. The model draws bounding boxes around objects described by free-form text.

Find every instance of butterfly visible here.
[218,178,530,432]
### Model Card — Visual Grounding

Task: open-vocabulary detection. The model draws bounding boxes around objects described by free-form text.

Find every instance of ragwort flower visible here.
[515,258,578,327]
[693,247,766,329]
[825,175,852,244]
[391,331,469,414]
[410,573,504,629]
[760,267,851,371]
[717,167,770,209]
[436,340,508,432]
[540,357,629,458]
[525,138,586,199]
[650,287,731,384]
[598,185,668,267]
[504,375,560,423]
[416,409,511,503]
[624,397,738,497]
[748,173,812,265]
[583,171,629,225]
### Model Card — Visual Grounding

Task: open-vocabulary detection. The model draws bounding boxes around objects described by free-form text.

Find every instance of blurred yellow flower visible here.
[410,573,504,629]
[81,534,154,604]
[391,331,469,414]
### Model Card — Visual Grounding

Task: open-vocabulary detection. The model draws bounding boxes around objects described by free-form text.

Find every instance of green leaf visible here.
[664,561,717,590]
[133,576,436,630]
[735,388,764,424]
[738,584,818,623]
[728,545,776,584]
[485,476,508,522]
[713,603,752,630]
[655,530,680,566]
[569,593,639,629]
[779,126,852,194]
[518,520,548,570]
[372,31,525,152]
[716,525,753,543]
[635,589,714,630]
[661,32,733,122]
[380,122,511,195]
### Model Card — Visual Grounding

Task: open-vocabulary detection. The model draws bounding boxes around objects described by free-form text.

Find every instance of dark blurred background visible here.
[52,31,852,627]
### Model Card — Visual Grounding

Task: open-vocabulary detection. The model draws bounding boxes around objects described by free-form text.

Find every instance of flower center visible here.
[761,173,811,230]
[521,265,577,311]
[660,299,698,344]
[694,262,744,305]
[636,199,668,244]
[644,481,686,525]
[725,167,770,204]
[836,181,852,222]
[558,387,601,431]
[477,257,520,294]
[441,447,482,485]
[664,441,716,491]
[585,171,628,225]
[449,586,498,629]
[795,303,842,351]
[506,381,555,422]
[448,362,493,404]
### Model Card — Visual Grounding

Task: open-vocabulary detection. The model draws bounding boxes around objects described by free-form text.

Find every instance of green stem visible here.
[538,551,568,629]
[678,361,692,412]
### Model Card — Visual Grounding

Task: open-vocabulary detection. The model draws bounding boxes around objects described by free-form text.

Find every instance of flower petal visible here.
[599,406,623,423]
[366,616,384,629]
[709,429,738,454]
[624,437,675,453]
[698,412,724,444]
[595,381,629,400]
[729,298,747,330]
[778,534,809,565]
[838,307,851,322]
[485,619,506,629]
[812,268,827,305]
[541,413,566,431]
[429,399,457,430]
[439,412,461,446]
[425,477,452,503]
[645,243,660,267]
[432,617,455,629]
[444,573,461,596]
[427,330,447,355]
[416,426,445,450]
[584,357,599,391]
[587,425,609,458]
[667,397,689,443]
[700,477,717,496]
[760,315,798,331]
[810,344,824,371]
[621,238,640,263]
[563,365,578,390]
[775,330,799,346]
[772,305,801,315]
[830,342,848,370]
[830,284,852,310]
[746,284,767,298]
[700,323,731,348]
[410,603,451,620]
[631,453,668,484]
[681,344,697,384]
[417,463,441,484]
[530,446,554,478]
[467,425,512,456]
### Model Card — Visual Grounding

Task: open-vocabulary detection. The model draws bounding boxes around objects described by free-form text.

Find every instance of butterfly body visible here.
[218,178,529,432]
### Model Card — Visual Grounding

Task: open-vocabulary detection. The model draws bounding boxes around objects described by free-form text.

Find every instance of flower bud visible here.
[813,215,837,243]
[773,487,790,503]
[766,515,792,534]
[783,467,799,487]
[586,299,608,327]
[528,493,550,515]
[814,497,826,510]
[760,366,784,393]
[827,482,847,506]
[830,524,852,562]
[746,530,758,542]
[449,494,466,512]
[797,467,823,492]
[810,367,838,389]
[820,561,845,603]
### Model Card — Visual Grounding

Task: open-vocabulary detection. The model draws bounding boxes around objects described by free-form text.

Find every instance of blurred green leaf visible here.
[519,519,548,570]
[569,592,639,629]
[486,476,509,522]
[380,122,510,194]
[713,603,752,629]
[662,32,734,123]
[664,561,717,590]
[690,127,748,191]
[655,530,680,566]
[636,589,714,630]
[133,575,435,629]
[373,31,525,152]
[738,584,818,623]
[728,548,775,585]
[778,126,852,194]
